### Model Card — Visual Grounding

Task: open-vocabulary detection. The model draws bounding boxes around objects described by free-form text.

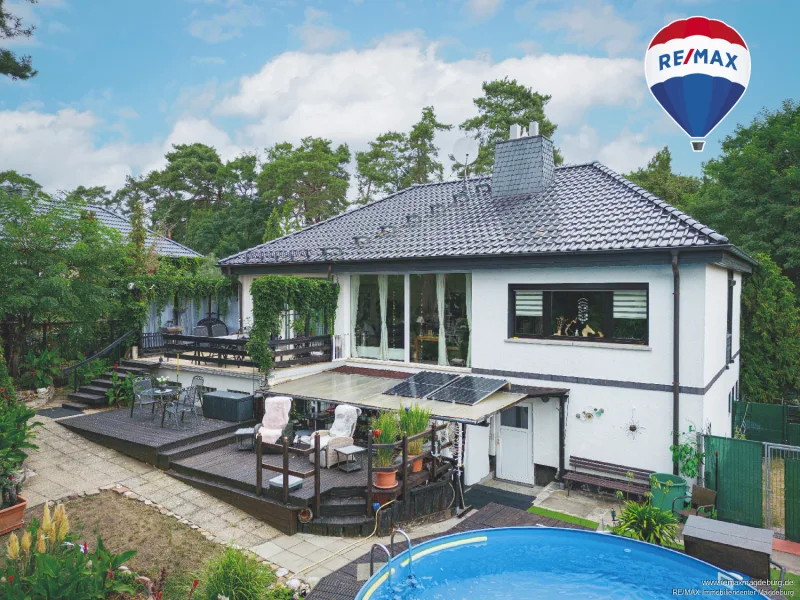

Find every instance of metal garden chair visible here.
[164,385,201,429]
[130,376,158,419]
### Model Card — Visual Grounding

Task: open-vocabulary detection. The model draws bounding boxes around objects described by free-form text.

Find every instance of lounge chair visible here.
[302,404,361,469]
[256,396,294,453]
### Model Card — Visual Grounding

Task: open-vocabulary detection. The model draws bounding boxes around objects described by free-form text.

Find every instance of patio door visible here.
[497,402,533,484]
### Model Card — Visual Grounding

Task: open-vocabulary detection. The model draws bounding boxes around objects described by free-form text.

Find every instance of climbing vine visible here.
[247,276,339,373]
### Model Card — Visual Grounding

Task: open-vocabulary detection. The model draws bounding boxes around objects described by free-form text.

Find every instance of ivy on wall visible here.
[247,275,339,373]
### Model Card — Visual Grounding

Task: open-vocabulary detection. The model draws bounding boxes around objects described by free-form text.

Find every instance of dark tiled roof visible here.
[219,161,729,266]
[85,205,202,258]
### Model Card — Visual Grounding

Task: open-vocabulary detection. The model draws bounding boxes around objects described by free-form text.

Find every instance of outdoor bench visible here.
[563,456,653,498]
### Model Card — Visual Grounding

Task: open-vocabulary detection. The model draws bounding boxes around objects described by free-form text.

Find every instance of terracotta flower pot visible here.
[411,456,424,473]
[373,470,398,490]
[0,496,27,535]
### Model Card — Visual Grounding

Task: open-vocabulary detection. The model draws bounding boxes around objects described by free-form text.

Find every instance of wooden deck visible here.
[307,502,593,600]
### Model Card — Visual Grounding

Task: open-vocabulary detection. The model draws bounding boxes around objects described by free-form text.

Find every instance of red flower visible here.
[82,542,88,554]
[192,579,199,588]
[8,576,13,584]
[373,429,382,438]
[108,569,114,579]
[113,363,119,371]
[157,593,163,600]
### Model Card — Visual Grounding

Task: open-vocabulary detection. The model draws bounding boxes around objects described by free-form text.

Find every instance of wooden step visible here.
[79,385,110,396]
[157,434,239,469]
[61,401,90,411]
[102,371,133,380]
[67,391,107,407]
[91,379,115,390]
[319,496,367,518]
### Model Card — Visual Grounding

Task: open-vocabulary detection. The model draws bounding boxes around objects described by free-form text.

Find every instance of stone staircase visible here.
[65,360,154,410]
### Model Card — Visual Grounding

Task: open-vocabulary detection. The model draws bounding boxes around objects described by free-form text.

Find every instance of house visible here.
[216,122,752,489]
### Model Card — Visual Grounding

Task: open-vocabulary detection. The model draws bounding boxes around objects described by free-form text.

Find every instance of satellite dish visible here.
[452,137,479,166]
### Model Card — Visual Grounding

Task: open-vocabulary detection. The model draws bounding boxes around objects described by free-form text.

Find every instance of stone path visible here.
[22,414,460,587]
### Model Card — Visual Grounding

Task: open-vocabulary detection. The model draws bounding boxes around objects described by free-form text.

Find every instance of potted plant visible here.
[399,403,432,473]
[371,411,399,490]
[0,369,38,535]
[156,376,168,391]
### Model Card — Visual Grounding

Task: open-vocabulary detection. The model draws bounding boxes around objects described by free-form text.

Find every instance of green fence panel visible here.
[732,401,787,444]
[704,435,763,528]
[786,457,800,543]
[790,424,800,448]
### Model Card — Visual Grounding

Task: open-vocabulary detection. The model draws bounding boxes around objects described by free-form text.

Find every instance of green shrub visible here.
[198,546,276,600]
[2,504,137,599]
[0,343,17,404]
[399,403,432,455]
[105,365,134,407]
[370,411,399,468]
[612,499,679,547]
[0,389,39,509]
[18,348,62,390]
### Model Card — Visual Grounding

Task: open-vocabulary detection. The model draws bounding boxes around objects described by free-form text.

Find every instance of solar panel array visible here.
[385,372,507,405]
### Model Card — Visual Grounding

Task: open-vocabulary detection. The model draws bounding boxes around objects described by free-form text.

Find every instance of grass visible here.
[772,568,800,596]
[526,505,599,530]
[2,491,221,598]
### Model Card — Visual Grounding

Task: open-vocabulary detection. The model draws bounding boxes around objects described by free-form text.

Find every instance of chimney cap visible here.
[509,124,521,140]
[530,121,540,136]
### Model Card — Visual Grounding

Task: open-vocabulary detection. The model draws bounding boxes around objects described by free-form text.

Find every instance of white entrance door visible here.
[498,403,533,484]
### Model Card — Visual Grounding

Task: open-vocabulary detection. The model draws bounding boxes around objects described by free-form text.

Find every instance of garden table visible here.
[152,386,180,427]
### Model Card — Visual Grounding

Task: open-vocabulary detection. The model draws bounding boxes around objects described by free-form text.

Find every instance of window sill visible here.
[505,338,651,351]
[348,357,473,373]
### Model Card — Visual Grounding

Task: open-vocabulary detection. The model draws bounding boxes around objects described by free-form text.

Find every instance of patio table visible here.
[152,386,180,427]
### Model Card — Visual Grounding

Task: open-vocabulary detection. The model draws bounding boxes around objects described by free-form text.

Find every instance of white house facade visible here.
[219,123,752,489]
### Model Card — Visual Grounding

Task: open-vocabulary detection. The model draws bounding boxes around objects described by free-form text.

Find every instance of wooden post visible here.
[402,435,409,520]
[256,433,263,496]
[282,436,290,504]
[367,430,373,517]
[429,422,437,479]
[314,432,321,517]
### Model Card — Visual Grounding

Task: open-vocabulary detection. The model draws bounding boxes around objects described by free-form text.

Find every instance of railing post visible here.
[256,433,263,496]
[282,436,290,504]
[429,422,437,479]
[314,432,321,517]
[402,435,409,520]
[367,430,373,517]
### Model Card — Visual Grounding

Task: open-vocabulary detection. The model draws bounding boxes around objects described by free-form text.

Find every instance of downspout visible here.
[671,250,681,475]
[557,393,567,481]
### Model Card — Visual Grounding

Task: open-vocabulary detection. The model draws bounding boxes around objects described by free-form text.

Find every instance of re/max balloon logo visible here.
[657,49,739,71]
[644,16,751,152]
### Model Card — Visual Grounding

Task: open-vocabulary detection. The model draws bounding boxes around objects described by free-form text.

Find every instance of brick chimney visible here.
[491,121,555,197]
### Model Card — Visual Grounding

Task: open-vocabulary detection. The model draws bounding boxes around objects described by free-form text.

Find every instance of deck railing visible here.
[256,434,322,517]
[367,422,451,519]
[138,331,165,355]
[270,335,332,368]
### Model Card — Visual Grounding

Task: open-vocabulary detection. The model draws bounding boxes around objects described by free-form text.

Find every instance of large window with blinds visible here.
[508,284,649,344]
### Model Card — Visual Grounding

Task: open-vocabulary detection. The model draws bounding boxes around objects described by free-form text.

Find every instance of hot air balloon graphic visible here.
[645,17,750,152]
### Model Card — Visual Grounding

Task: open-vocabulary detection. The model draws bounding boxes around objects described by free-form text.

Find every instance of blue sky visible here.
[1,0,797,193]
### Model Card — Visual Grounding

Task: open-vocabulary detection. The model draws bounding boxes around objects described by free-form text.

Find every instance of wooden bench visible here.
[563,456,653,498]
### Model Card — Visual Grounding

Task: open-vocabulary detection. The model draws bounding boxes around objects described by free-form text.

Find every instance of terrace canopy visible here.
[268,369,565,425]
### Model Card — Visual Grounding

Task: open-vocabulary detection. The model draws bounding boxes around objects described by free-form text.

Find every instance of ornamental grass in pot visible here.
[371,411,399,490]
[400,403,433,473]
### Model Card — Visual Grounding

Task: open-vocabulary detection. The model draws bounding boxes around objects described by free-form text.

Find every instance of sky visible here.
[1,0,797,194]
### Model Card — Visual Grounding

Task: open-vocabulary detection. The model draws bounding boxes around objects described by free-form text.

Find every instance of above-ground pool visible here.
[357,527,767,599]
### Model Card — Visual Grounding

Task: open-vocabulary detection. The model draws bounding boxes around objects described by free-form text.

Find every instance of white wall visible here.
[471,264,709,390]
[464,424,490,486]
[532,398,560,469]
[703,265,730,383]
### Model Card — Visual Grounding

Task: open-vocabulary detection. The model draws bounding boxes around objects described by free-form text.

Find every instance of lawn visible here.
[772,567,800,596]
[2,491,221,598]
[526,505,600,530]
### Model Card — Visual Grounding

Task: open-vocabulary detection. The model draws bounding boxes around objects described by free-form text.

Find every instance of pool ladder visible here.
[369,528,412,576]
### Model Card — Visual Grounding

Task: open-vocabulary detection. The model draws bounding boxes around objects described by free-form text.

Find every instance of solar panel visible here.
[428,376,507,405]
[385,371,460,398]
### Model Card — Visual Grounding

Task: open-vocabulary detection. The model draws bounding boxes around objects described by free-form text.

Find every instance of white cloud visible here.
[191,55,226,65]
[290,8,349,52]
[47,20,70,34]
[466,0,503,21]
[560,124,659,173]
[539,0,641,57]
[188,1,263,43]
[216,33,644,149]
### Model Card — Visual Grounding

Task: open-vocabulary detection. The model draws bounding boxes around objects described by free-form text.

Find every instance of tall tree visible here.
[625,147,700,211]
[1,0,36,80]
[257,137,350,230]
[686,100,800,283]
[128,193,148,276]
[0,171,126,376]
[355,107,451,204]
[456,78,562,176]
[739,253,800,404]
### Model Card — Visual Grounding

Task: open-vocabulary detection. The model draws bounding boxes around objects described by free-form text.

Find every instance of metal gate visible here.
[704,435,763,528]
[765,442,800,541]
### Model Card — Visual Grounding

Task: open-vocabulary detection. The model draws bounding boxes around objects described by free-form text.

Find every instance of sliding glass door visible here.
[409,273,470,366]
[353,274,404,360]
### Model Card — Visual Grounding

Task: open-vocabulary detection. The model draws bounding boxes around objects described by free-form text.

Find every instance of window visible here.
[355,274,405,361]
[410,273,470,365]
[726,271,735,363]
[508,284,648,344]
[500,405,529,429]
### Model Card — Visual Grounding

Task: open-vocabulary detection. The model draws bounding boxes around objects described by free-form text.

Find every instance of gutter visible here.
[671,250,681,475]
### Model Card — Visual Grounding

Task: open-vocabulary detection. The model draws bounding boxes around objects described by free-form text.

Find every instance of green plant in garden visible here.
[399,403,432,455]
[612,499,679,547]
[0,378,39,509]
[2,504,137,599]
[670,426,704,478]
[105,365,134,407]
[371,411,399,468]
[247,275,339,373]
[197,546,277,600]
[18,349,62,390]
